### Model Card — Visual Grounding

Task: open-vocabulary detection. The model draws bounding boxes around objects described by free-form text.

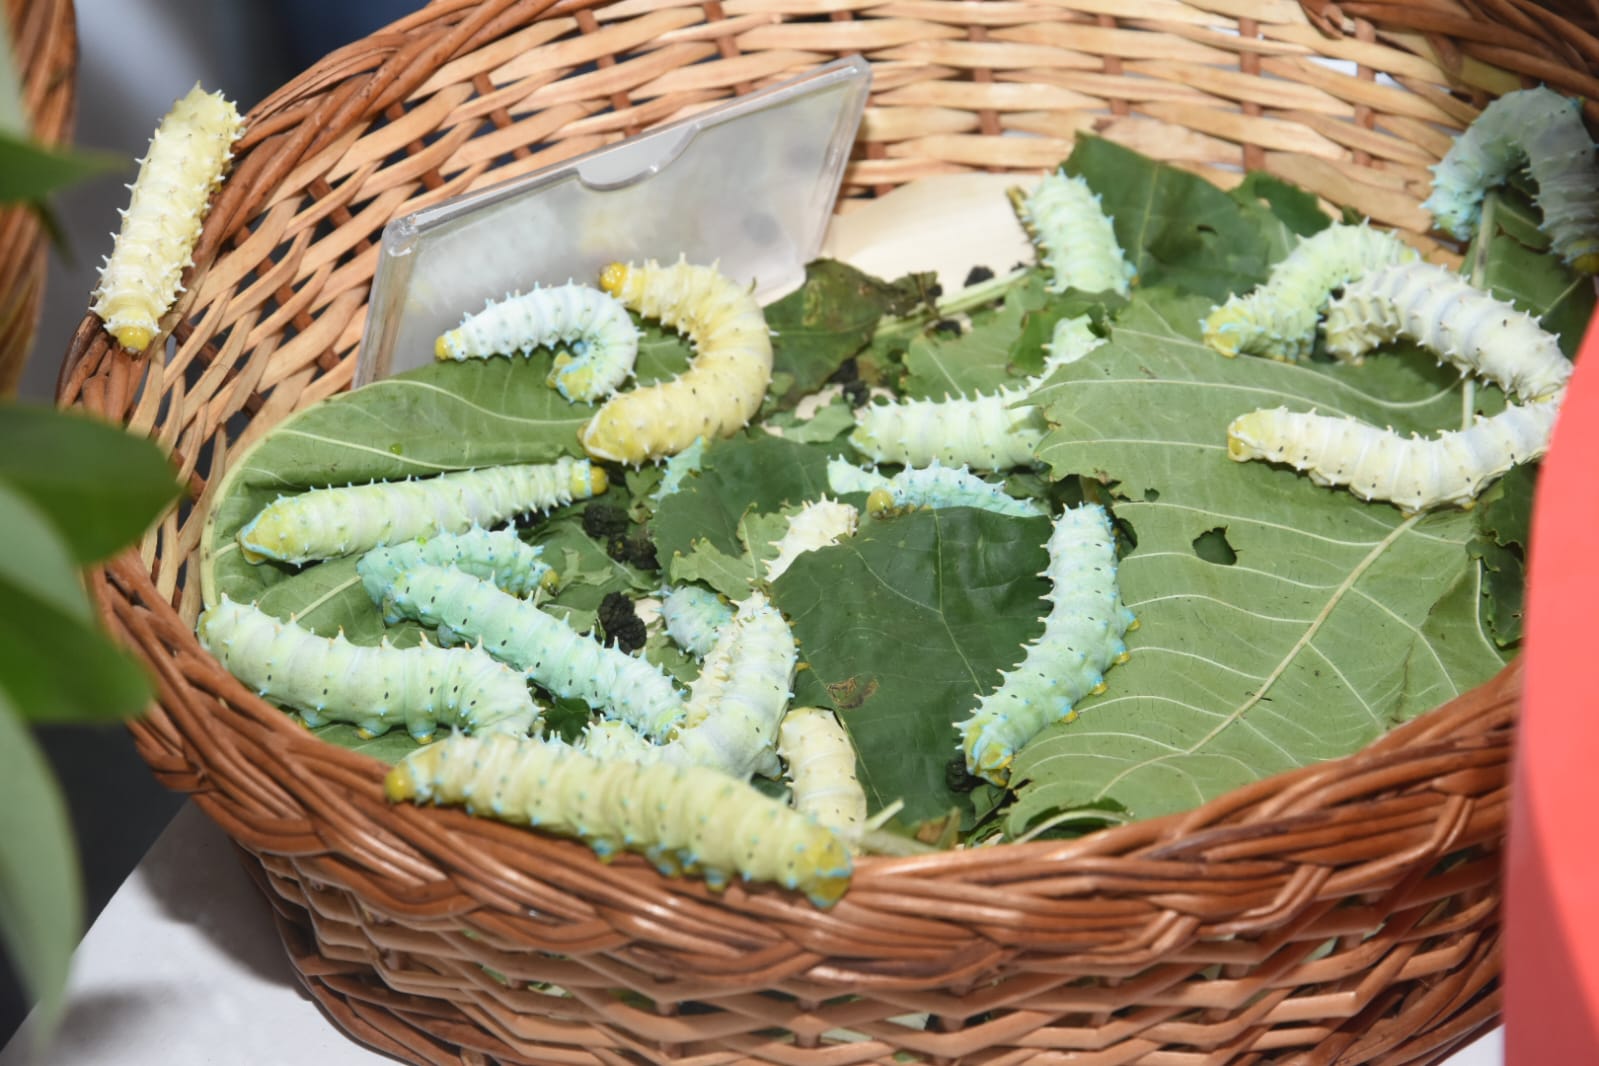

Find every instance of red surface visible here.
[1508,301,1599,1062]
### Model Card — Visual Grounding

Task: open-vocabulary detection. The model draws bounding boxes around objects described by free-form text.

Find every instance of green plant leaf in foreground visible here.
[1007,291,1507,830]
[0,480,152,724]
[0,404,182,564]
[0,688,80,1034]
[770,508,1052,828]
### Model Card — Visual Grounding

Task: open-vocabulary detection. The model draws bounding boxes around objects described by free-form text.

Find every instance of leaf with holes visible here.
[1005,288,1509,831]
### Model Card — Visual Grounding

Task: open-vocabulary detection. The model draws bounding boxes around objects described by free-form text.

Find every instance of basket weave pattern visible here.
[58,1,1591,1062]
[1,0,77,395]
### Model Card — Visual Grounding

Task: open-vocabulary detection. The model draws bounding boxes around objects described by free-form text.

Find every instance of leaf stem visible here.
[1461,193,1500,429]
[868,269,1033,347]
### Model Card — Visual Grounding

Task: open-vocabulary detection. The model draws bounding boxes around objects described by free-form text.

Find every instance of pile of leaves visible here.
[199,136,1590,847]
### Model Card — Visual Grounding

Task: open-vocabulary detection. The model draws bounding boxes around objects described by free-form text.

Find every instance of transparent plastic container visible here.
[355,56,872,385]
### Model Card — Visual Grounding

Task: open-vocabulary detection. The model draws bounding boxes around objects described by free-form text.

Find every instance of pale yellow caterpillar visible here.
[386,732,853,907]
[237,458,606,566]
[1324,261,1572,402]
[777,707,867,838]
[91,84,243,352]
[1225,398,1561,514]
[579,259,773,465]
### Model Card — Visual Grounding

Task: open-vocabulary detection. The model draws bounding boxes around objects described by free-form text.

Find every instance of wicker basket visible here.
[56,1,1599,1062]
[1,0,77,395]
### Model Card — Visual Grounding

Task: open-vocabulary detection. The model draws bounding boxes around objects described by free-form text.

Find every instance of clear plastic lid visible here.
[354,56,872,385]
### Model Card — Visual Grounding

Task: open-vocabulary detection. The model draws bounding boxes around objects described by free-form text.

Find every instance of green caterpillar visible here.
[387,732,853,908]
[197,596,541,741]
[238,458,606,566]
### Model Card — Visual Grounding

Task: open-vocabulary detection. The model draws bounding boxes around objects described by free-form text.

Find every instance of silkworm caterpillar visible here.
[197,596,541,741]
[579,259,773,464]
[1422,86,1599,272]
[661,584,734,659]
[1202,224,1420,361]
[957,504,1136,786]
[91,84,244,352]
[357,528,556,622]
[237,457,606,565]
[576,594,795,781]
[376,563,686,740]
[670,591,797,780]
[764,499,859,582]
[433,283,640,403]
[849,315,1103,472]
[826,458,1047,519]
[1012,170,1136,295]
[1324,261,1571,402]
[386,732,853,907]
[777,707,867,837]
[1225,397,1561,514]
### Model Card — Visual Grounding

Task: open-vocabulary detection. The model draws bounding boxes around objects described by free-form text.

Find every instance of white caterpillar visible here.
[827,458,1047,519]
[957,504,1136,786]
[579,259,773,464]
[357,528,556,619]
[237,457,606,565]
[593,593,798,779]
[661,584,733,659]
[434,283,640,403]
[1014,171,1136,295]
[764,499,859,582]
[849,315,1103,472]
[375,563,686,740]
[1202,224,1420,361]
[777,707,867,838]
[1225,398,1561,514]
[197,596,541,741]
[1324,261,1571,402]
[1422,86,1599,273]
[385,732,853,908]
[92,84,244,352]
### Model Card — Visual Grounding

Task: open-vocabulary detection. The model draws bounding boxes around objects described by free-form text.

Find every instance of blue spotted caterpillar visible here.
[372,563,686,741]
[1422,86,1599,273]
[957,503,1136,786]
[580,259,773,465]
[237,458,606,566]
[434,283,640,403]
[1202,223,1420,361]
[850,314,1102,472]
[92,84,244,352]
[386,732,853,908]
[1013,170,1136,296]
[197,596,541,741]
[660,584,733,659]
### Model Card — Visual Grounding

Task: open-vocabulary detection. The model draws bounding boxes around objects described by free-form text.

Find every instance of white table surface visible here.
[0,800,1508,1066]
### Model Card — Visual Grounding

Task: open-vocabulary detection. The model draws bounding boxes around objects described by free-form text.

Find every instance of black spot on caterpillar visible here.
[197,596,540,741]
[386,732,853,907]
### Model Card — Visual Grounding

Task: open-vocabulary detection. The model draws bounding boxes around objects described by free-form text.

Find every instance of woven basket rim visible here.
[51,0,1578,1059]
